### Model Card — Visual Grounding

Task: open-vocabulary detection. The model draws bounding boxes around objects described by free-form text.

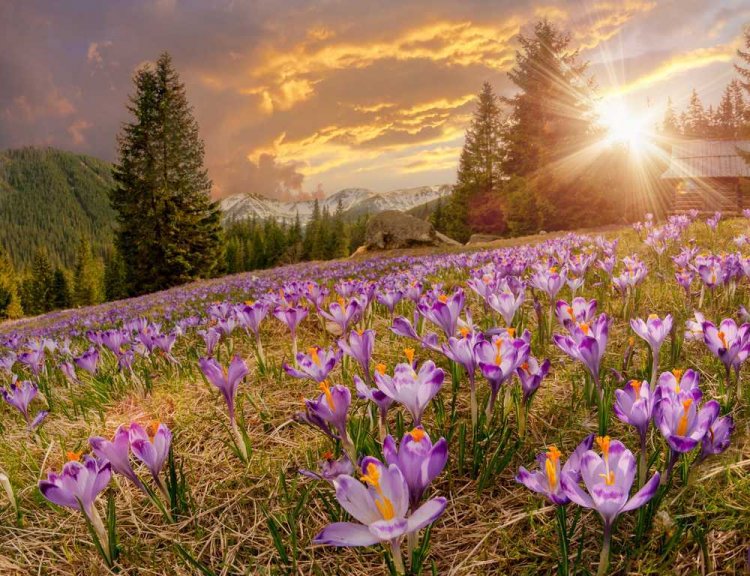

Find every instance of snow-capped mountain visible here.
[220,184,452,225]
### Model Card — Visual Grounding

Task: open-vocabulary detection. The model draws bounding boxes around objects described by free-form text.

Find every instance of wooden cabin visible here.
[661,140,750,214]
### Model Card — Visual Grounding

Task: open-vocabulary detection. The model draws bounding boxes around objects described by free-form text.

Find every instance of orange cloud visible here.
[609,39,740,96]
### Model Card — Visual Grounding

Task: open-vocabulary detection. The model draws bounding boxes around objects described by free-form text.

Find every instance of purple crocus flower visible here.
[74,347,100,375]
[442,332,482,424]
[555,297,597,326]
[655,393,719,454]
[561,437,660,573]
[614,379,654,486]
[417,289,465,337]
[237,300,268,335]
[39,455,112,518]
[383,428,448,509]
[702,318,750,396]
[273,305,308,359]
[300,381,351,441]
[1,380,47,429]
[319,297,362,335]
[355,374,393,439]
[613,380,654,438]
[487,290,525,326]
[299,454,354,484]
[59,361,79,384]
[699,414,734,461]
[313,457,447,573]
[0,352,16,374]
[374,359,444,426]
[376,289,404,314]
[530,266,566,299]
[198,327,221,357]
[655,369,702,402]
[516,356,550,403]
[631,314,672,385]
[553,313,610,392]
[284,346,341,383]
[390,315,441,352]
[129,422,172,485]
[199,355,249,424]
[18,348,45,378]
[338,329,375,384]
[475,334,527,418]
[89,425,143,490]
[516,434,594,505]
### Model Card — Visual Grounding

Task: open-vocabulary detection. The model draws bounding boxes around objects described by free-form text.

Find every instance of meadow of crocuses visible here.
[1,212,748,575]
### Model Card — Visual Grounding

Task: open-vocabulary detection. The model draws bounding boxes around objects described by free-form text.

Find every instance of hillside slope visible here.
[0,147,117,268]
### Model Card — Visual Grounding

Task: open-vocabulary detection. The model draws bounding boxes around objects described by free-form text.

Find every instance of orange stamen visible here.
[146,421,160,439]
[360,462,395,520]
[66,450,82,462]
[438,294,448,303]
[319,381,335,411]
[404,348,415,365]
[375,363,387,375]
[309,347,321,366]
[630,380,642,396]
[677,399,693,436]
[410,428,426,442]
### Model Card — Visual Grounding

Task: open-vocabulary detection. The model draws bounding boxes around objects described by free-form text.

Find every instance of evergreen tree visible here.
[303,200,321,259]
[73,238,101,306]
[51,268,72,309]
[661,97,681,137]
[446,82,503,242]
[327,199,350,258]
[0,247,22,319]
[103,250,128,301]
[24,248,54,315]
[682,89,708,138]
[500,19,603,230]
[112,52,223,295]
[430,197,446,233]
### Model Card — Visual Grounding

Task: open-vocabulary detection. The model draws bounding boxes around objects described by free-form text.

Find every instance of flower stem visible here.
[88,505,111,565]
[597,524,612,576]
[555,505,569,576]
[231,418,248,461]
[470,379,477,432]
[638,432,647,489]
[390,539,405,574]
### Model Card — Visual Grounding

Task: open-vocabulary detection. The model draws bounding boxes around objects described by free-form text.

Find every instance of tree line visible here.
[440,21,750,243]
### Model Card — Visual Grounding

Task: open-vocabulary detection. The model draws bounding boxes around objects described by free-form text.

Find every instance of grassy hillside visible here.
[0,147,116,269]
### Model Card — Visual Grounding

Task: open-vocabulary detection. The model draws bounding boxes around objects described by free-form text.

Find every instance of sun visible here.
[595,98,649,151]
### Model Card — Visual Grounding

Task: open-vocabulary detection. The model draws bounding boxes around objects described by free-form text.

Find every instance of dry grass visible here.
[0,222,749,575]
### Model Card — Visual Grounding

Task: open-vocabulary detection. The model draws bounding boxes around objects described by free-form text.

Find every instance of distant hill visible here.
[220,184,453,225]
[0,147,117,269]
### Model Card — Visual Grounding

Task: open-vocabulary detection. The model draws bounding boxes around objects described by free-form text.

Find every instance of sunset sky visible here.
[1,0,748,200]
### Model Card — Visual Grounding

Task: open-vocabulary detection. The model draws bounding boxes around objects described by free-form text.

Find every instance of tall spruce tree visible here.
[682,90,708,138]
[112,52,223,295]
[500,19,604,230]
[446,82,504,242]
[24,248,54,315]
[51,268,72,310]
[73,238,101,306]
[662,97,681,137]
[0,247,22,319]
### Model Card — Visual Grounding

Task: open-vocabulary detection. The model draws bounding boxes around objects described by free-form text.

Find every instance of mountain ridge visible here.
[220,184,453,224]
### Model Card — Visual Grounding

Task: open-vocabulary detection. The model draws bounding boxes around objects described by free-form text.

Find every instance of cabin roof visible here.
[661,140,750,179]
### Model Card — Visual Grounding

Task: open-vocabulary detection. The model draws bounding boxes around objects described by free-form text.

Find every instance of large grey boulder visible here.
[467,233,502,245]
[365,210,455,250]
